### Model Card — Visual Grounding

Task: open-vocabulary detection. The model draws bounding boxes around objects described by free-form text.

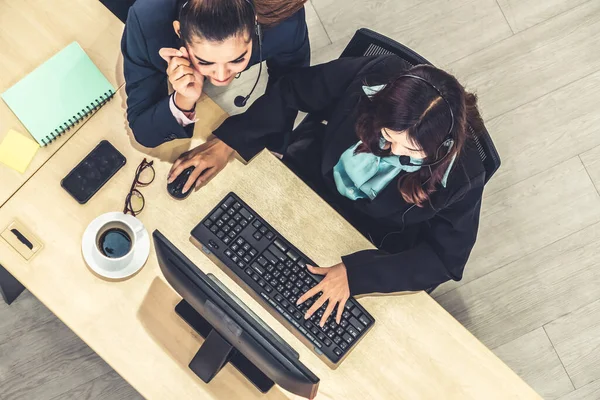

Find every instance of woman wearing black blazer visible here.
[169,55,486,326]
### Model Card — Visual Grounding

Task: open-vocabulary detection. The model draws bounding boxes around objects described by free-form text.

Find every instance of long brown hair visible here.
[255,0,307,26]
[355,64,484,207]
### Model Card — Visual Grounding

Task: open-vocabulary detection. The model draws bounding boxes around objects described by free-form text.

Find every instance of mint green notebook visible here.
[1,42,115,147]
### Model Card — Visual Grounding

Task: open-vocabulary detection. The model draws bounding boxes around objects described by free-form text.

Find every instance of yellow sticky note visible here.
[0,129,40,173]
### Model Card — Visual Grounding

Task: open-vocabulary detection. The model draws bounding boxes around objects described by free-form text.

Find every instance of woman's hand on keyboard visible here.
[296,263,350,327]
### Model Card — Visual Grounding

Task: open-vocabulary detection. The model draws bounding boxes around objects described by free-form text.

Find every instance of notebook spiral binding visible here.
[41,89,115,146]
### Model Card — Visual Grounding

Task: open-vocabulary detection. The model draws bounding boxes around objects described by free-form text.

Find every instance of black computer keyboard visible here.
[191,192,375,366]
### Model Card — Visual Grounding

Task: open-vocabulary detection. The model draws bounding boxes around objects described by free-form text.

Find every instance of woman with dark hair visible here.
[170,55,486,326]
[122,0,309,148]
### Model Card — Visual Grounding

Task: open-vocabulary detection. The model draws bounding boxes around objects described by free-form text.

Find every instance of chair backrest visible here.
[339,28,501,184]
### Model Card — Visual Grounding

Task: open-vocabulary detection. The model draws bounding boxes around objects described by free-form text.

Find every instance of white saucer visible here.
[82,212,150,280]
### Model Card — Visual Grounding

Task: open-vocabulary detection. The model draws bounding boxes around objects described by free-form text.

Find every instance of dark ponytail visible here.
[178,0,308,45]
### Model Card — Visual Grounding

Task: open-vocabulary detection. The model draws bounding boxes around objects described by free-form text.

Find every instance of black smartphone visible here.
[61,140,126,204]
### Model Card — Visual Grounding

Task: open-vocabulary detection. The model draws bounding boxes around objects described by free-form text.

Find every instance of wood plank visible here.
[545,299,600,389]
[580,145,600,194]
[557,379,600,400]
[496,0,590,32]
[436,217,600,349]
[448,1,600,120]
[312,0,512,66]
[50,371,142,400]
[435,156,600,295]
[0,318,113,400]
[483,70,600,195]
[0,290,56,346]
[492,328,573,399]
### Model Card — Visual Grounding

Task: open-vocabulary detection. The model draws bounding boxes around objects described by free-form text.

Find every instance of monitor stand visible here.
[175,299,275,393]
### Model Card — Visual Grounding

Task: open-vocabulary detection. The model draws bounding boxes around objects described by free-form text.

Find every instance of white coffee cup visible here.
[83,212,149,279]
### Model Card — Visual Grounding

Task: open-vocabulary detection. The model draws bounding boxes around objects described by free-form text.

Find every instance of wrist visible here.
[174,92,197,112]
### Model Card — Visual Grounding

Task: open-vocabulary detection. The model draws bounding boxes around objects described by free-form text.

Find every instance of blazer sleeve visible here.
[342,183,484,296]
[213,57,376,161]
[121,8,193,148]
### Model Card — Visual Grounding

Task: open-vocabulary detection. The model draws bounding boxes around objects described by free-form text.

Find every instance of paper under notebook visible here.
[1,42,115,147]
[0,129,39,173]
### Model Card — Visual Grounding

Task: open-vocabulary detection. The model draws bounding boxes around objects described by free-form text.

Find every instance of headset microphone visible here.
[235,0,263,107]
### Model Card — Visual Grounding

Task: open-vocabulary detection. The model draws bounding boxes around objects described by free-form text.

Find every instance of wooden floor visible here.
[2,0,600,398]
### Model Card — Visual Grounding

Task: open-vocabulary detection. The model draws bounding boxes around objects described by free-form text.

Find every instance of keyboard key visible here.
[231,255,239,263]
[274,239,287,252]
[265,231,274,240]
[327,330,335,338]
[351,307,362,318]
[311,327,320,335]
[240,219,248,227]
[317,332,325,340]
[336,327,345,336]
[283,290,291,299]
[210,208,224,221]
[304,321,313,329]
[249,249,258,257]
[239,208,253,220]
[347,325,359,338]
[223,237,231,244]
[349,317,365,333]
[233,213,242,221]
[276,285,285,293]
[333,336,342,344]
[222,225,231,233]
[231,244,239,251]
[228,231,236,239]
[277,263,285,271]
[251,262,265,275]
[258,280,266,287]
[253,232,262,241]
[297,259,307,268]
[286,250,299,261]
[289,306,298,314]
[343,333,353,344]
[242,243,251,251]
[275,294,284,302]
[234,225,243,233]
[237,249,244,257]
[257,257,269,267]
[233,202,241,210]
[238,261,245,268]
[245,268,253,276]
[289,296,298,304]
[224,249,233,257]
[222,213,230,221]
[340,320,349,328]
[268,245,286,262]
[270,279,278,286]
[281,299,290,308]
[283,268,291,276]
[210,225,218,233]
[291,287,300,295]
[259,226,268,234]
[222,197,235,209]
[294,311,302,320]
[216,231,225,239]
[324,338,332,347]
[243,255,252,263]
[227,208,236,216]
[203,219,212,227]
[333,348,343,357]
[340,341,348,350]
[252,220,261,228]
[342,311,350,319]
[263,250,278,265]
[359,314,370,326]
[285,281,294,289]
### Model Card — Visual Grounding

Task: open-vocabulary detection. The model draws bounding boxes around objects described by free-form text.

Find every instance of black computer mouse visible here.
[167,166,195,199]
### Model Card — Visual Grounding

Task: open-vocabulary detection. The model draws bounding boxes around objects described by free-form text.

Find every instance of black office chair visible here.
[293,29,501,294]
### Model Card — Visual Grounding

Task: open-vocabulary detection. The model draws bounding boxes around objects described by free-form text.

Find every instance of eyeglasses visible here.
[123,158,155,217]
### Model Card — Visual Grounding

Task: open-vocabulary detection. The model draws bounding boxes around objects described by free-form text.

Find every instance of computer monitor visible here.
[153,230,320,399]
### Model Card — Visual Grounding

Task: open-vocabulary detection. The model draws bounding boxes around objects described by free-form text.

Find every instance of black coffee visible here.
[98,228,132,258]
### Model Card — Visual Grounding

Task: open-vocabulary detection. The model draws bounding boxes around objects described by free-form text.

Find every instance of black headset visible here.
[389,74,456,168]
[178,0,263,108]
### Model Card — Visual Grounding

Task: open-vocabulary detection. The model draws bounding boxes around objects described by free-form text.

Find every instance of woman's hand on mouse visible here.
[159,47,204,111]
[168,138,235,194]
[296,263,350,327]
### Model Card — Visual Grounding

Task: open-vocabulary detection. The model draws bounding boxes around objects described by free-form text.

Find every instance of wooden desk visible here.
[0,0,125,206]
[0,85,540,399]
